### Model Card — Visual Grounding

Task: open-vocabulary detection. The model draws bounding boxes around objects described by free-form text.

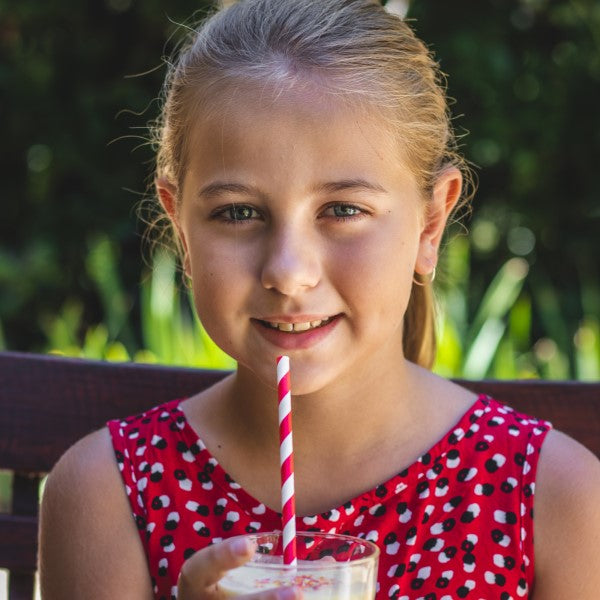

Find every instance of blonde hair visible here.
[153,0,473,368]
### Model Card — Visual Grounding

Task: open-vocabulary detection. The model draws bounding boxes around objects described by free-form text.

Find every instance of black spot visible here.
[160,534,173,548]
[141,463,151,473]
[155,438,167,449]
[204,462,215,474]
[151,496,164,509]
[436,576,449,588]
[457,585,471,598]
[457,468,472,482]
[432,463,444,475]
[491,529,505,543]
[514,452,526,466]
[417,481,429,494]
[501,593,511,600]
[423,537,439,551]
[183,548,196,560]
[336,542,351,554]
[196,526,210,537]
[487,417,501,427]
[443,546,457,559]
[190,443,201,455]
[158,563,167,576]
[142,417,152,424]
[135,515,146,530]
[480,483,495,496]
[443,517,456,531]
[501,480,515,493]
[448,432,460,444]
[411,578,425,590]
[461,540,475,552]
[475,441,489,451]
[384,532,397,545]
[136,437,146,447]
[436,477,449,489]
[399,468,409,477]
[222,520,233,531]
[174,469,187,481]
[319,548,334,559]
[197,472,210,483]
[448,495,463,508]
[504,556,516,569]
[373,504,386,517]
[115,450,124,463]
[245,525,257,533]
[392,563,406,577]
[396,502,408,515]
[422,510,432,525]
[421,452,432,465]
[485,458,500,473]
[165,518,178,531]
[505,511,518,525]
[447,449,460,460]
[424,594,436,600]
[461,510,476,523]
[150,471,163,483]
[176,441,188,453]
[523,484,533,497]
[495,573,507,586]
[463,553,475,565]
[375,484,388,497]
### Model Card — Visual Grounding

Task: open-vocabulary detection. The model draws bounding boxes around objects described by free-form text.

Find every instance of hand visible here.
[177,536,302,600]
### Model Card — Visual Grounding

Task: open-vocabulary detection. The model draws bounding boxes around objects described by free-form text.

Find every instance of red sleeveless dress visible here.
[107,395,551,600]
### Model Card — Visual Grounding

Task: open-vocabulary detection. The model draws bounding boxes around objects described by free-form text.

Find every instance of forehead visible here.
[184,80,417,192]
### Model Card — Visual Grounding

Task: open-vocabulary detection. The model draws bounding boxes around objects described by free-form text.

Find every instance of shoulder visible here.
[533,429,600,598]
[39,428,153,599]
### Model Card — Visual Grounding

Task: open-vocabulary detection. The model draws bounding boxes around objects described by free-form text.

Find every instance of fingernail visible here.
[231,537,250,556]
[279,588,298,600]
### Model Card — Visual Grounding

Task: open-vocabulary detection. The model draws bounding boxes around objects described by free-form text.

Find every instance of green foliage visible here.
[44,236,235,370]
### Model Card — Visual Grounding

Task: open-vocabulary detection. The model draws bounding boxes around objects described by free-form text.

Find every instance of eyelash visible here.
[210,203,367,225]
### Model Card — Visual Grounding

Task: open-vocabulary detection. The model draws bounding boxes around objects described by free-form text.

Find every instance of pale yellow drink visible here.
[219,532,379,599]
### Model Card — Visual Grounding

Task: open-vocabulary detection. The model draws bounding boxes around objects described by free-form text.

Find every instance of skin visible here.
[38,85,600,599]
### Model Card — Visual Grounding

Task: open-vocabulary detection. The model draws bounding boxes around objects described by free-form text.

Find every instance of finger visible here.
[177,536,256,598]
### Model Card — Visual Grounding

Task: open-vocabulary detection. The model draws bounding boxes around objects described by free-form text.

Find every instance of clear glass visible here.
[219,531,379,599]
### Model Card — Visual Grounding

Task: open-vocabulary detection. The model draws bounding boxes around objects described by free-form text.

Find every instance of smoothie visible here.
[218,532,379,599]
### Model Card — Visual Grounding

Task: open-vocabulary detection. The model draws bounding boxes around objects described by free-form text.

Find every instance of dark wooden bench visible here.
[0,351,599,600]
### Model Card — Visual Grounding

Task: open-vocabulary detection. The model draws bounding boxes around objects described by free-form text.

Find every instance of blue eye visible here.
[332,204,361,218]
[212,204,260,224]
[228,205,257,220]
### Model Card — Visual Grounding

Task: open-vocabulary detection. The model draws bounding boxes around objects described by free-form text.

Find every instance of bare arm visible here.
[39,428,154,599]
[532,429,600,599]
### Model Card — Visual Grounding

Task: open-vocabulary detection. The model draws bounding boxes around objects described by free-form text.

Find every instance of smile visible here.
[258,316,336,333]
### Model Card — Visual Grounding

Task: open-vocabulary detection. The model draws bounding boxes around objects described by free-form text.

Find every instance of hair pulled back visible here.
[153,0,473,369]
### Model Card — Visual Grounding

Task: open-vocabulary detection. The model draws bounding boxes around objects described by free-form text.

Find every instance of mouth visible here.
[256,315,338,333]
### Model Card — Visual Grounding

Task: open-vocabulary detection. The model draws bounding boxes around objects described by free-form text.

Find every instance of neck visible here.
[227,353,426,466]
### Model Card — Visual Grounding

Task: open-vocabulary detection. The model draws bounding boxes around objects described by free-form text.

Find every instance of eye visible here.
[212,204,260,224]
[322,203,367,221]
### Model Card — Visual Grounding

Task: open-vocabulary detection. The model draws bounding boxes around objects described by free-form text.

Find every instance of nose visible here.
[260,225,321,296]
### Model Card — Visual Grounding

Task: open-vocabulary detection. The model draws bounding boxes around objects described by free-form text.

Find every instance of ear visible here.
[155,177,191,276]
[414,167,463,275]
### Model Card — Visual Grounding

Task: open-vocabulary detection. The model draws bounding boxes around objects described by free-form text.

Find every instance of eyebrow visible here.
[196,178,388,200]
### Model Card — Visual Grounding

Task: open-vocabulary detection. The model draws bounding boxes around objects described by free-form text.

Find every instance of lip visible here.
[251,314,343,350]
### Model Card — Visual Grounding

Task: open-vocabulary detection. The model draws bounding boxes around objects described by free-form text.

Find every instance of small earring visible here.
[412,267,436,287]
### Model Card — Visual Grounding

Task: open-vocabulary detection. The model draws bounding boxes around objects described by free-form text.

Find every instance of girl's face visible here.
[162,86,459,394]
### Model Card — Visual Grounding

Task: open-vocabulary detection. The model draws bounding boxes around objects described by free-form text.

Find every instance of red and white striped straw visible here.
[277,355,297,566]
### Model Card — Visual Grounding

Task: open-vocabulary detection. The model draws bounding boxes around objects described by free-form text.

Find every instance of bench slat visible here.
[0,515,38,569]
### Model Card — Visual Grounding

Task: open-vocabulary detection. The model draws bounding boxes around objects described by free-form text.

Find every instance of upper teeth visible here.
[265,318,331,332]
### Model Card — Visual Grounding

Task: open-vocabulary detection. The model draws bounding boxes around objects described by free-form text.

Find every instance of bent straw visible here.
[277,355,297,566]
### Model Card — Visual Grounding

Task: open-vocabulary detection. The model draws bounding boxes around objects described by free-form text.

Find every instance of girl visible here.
[39,1,600,598]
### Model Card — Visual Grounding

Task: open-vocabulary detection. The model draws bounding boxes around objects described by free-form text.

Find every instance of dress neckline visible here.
[170,394,490,521]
